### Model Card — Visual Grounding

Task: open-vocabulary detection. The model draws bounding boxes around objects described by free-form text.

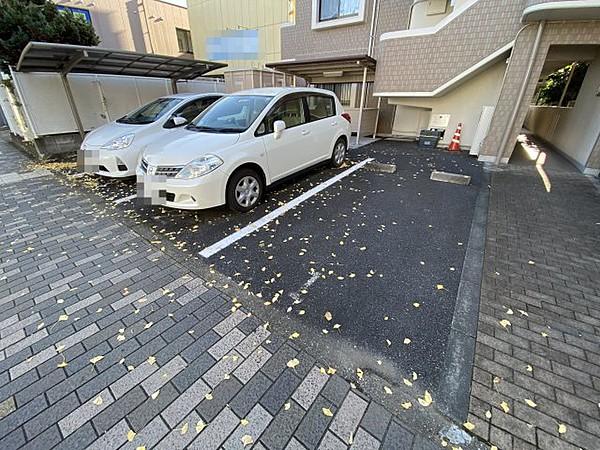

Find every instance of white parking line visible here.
[199,158,374,258]
[114,194,137,205]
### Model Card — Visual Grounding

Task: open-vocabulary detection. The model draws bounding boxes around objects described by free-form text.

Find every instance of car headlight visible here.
[101,134,134,150]
[175,155,223,179]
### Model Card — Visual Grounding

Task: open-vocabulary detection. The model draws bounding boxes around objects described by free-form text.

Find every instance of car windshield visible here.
[116,98,183,125]
[187,95,272,133]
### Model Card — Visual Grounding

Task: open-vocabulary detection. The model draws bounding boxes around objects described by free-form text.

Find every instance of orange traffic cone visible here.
[448,123,462,152]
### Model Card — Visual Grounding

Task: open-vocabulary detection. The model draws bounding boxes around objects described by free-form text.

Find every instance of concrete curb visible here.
[437,169,491,422]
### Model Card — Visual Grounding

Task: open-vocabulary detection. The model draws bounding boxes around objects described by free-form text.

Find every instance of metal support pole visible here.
[171,78,178,94]
[355,66,368,146]
[373,97,381,138]
[60,73,85,139]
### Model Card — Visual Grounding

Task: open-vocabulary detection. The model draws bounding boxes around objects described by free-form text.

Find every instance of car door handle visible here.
[301,130,310,135]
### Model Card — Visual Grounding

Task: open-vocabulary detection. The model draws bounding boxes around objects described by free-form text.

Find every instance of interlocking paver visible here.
[468,144,600,450]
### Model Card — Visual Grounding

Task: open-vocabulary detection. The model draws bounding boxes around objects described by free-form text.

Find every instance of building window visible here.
[176,28,193,54]
[312,0,365,29]
[56,5,92,24]
[319,0,360,21]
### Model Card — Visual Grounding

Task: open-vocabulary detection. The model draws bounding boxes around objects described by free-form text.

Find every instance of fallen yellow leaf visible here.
[180,422,189,435]
[90,355,104,365]
[499,319,511,328]
[558,423,567,434]
[241,435,254,447]
[92,396,103,406]
[58,314,69,322]
[195,420,206,433]
[284,402,291,411]
[205,392,213,400]
[401,401,412,410]
[127,429,136,442]
[500,401,510,413]
[286,358,300,369]
[151,390,160,400]
[147,356,156,365]
[524,399,537,408]
[326,367,336,375]
[322,407,334,417]
[403,338,411,345]
[324,311,332,321]
[356,368,364,380]
[289,332,300,340]
[240,418,249,426]
[463,422,475,431]
[418,391,433,407]
[403,378,413,387]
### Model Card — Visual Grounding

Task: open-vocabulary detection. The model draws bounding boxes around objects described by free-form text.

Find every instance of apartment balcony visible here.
[374,0,525,97]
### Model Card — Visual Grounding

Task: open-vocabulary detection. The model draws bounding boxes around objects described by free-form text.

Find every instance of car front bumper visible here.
[79,145,138,177]
[135,167,226,210]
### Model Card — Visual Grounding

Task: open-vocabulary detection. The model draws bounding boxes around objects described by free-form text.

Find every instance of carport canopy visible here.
[15,42,227,137]
[267,55,377,146]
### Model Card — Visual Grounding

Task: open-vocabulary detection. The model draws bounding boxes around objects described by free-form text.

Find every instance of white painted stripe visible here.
[289,272,321,302]
[199,158,374,258]
[114,194,137,205]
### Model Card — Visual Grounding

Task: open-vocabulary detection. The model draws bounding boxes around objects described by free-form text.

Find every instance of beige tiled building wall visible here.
[52,0,191,57]
[280,0,412,60]
[374,0,524,94]
[479,21,600,166]
[187,0,291,72]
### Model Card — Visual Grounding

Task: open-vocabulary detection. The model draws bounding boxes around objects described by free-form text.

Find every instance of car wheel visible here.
[331,138,347,168]
[227,168,264,212]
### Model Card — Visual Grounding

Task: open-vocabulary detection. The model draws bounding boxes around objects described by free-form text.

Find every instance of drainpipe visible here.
[367,0,379,57]
[495,20,545,165]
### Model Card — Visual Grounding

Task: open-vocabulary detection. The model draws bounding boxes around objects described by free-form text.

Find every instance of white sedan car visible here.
[79,92,223,177]
[137,87,351,212]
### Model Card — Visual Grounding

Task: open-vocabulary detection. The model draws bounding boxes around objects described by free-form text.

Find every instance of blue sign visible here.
[206,29,259,61]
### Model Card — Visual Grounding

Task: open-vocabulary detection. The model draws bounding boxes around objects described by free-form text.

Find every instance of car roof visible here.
[232,87,336,98]
[161,92,224,100]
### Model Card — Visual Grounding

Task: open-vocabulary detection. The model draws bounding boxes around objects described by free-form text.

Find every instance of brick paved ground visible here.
[468,141,600,449]
[0,135,468,449]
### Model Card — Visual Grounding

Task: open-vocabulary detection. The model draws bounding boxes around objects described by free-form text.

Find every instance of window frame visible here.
[255,93,309,137]
[305,94,337,123]
[176,28,193,54]
[311,0,365,30]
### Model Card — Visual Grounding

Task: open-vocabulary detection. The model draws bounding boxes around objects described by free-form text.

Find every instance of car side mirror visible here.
[172,116,188,126]
[273,120,286,139]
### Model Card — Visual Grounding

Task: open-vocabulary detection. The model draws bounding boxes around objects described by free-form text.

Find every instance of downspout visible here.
[495,20,545,165]
[367,0,379,57]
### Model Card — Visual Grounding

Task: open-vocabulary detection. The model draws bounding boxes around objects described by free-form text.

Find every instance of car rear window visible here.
[306,95,335,121]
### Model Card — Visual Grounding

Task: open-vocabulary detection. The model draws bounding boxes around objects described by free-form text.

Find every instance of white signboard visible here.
[429,113,451,129]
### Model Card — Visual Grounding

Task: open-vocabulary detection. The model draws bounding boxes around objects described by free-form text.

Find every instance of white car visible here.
[137,87,351,212]
[79,92,223,177]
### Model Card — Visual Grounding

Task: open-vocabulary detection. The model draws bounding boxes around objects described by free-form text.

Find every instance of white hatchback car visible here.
[79,92,223,177]
[137,87,351,212]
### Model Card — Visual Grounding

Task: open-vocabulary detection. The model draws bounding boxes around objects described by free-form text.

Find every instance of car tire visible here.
[226,168,264,213]
[331,137,347,168]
